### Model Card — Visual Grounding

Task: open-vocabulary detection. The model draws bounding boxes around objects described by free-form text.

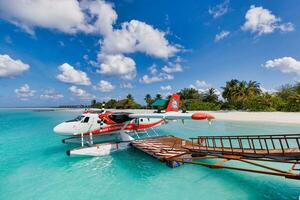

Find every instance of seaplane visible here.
[53,93,214,156]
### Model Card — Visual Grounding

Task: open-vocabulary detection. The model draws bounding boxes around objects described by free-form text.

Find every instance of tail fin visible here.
[166,93,180,112]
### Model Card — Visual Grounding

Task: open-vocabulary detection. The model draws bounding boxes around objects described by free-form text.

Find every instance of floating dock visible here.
[131,134,300,180]
[131,136,191,167]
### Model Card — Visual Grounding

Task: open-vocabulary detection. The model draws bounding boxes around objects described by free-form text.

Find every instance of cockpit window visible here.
[65,115,84,122]
[82,117,90,123]
[108,112,133,123]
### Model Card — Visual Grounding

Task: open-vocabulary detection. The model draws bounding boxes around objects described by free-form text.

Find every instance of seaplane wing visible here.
[129,112,214,121]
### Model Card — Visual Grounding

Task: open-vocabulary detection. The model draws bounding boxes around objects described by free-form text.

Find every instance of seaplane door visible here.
[133,118,139,130]
[78,116,93,133]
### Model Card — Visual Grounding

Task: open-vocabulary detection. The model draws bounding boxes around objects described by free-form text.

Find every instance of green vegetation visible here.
[91,80,300,112]
[92,94,141,109]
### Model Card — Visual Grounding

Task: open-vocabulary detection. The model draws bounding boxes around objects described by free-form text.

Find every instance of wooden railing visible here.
[190,134,300,156]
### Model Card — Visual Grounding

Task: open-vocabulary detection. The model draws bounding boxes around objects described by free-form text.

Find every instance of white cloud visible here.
[80,0,117,36]
[100,20,179,59]
[93,80,115,92]
[263,57,300,76]
[260,87,277,94]
[15,84,35,100]
[0,54,29,77]
[215,30,230,42]
[0,0,181,81]
[149,64,158,75]
[140,63,181,84]
[160,85,172,91]
[242,5,294,36]
[195,80,211,88]
[56,63,91,85]
[208,0,229,18]
[0,0,116,35]
[40,89,64,100]
[97,54,136,80]
[140,73,173,84]
[162,63,183,73]
[120,83,133,89]
[69,85,94,100]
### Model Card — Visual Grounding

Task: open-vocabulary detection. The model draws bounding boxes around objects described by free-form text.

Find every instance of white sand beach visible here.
[55,108,300,125]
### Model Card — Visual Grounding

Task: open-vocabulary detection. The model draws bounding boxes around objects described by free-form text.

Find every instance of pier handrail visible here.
[189,134,300,158]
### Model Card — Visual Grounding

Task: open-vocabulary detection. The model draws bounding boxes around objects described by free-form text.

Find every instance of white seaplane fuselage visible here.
[53,111,164,156]
[53,93,215,157]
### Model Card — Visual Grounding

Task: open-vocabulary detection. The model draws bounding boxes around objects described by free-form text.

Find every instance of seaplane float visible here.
[53,94,214,156]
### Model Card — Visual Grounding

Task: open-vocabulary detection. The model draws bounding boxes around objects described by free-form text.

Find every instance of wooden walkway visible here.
[131,135,300,180]
[131,136,191,161]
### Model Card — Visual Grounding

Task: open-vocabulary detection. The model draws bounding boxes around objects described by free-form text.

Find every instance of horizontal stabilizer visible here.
[129,112,214,120]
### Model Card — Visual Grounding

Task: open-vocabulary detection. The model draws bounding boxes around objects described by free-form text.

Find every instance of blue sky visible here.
[0,0,300,107]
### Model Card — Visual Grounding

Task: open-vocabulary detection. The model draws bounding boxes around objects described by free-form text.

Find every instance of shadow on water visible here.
[43,145,68,155]
[181,160,300,200]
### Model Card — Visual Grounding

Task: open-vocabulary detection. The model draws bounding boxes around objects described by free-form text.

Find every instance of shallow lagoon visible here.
[1,110,300,200]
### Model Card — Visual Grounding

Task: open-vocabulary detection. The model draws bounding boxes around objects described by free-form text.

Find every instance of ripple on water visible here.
[1,110,300,200]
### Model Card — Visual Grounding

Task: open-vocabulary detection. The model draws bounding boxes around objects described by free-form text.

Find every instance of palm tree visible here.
[144,94,153,108]
[126,94,134,101]
[155,94,162,100]
[180,88,201,100]
[232,81,247,102]
[246,80,261,97]
[222,79,239,102]
[204,88,218,103]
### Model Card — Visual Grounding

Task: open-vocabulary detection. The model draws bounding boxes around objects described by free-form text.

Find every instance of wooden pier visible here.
[131,134,300,180]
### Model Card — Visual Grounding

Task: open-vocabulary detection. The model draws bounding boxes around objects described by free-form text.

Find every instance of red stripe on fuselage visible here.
[81,119,164,136]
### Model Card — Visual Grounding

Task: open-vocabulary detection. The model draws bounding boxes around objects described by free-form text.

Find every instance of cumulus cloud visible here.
[0,0,181,81]
[190,80,214,93]
[263,57,300,76]
[160,85,172,91]
[40,89,64,100]
[56,63,91,85]
[215,30,230,42]
[242,5,294,36]
[208,0,229,18]
[260,87,277,94]
[97,54,136,80]
[149,64,158,75]
[120,83,133,89]
[195,80,211,88]
[162,63,183,73]
[0,54,29,77]
[140,64,176,84]
[69,85,94,100]
[140,73,173,84]
[93,80,115,92]
[101,20,179,59]
[15,84,35,100]
[0,0,116,35]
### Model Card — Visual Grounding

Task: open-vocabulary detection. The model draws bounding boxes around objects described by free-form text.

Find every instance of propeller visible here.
[100,101,106,130]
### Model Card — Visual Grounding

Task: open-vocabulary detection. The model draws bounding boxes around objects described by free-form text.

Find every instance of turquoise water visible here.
[1,110,300,200]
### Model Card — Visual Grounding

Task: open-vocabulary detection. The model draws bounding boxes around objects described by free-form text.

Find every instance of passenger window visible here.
[82,117,90,123]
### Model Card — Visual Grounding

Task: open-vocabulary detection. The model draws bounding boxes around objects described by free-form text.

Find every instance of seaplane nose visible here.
[53,122,75,135]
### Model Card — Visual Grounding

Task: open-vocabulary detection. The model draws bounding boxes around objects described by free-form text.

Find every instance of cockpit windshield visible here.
[108,112,133,123]
[65,115,84,122]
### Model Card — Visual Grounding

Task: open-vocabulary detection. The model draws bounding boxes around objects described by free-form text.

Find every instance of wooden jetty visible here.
[131,134,300,180]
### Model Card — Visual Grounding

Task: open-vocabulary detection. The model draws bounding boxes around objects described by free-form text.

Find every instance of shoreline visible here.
[1,108,300,125]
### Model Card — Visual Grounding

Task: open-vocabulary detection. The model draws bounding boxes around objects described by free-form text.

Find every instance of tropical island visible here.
[91,79,300,112]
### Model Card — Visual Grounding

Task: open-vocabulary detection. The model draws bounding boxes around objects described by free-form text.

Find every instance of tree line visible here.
[91,80,300,112]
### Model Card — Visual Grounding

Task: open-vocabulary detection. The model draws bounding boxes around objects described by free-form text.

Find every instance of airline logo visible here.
[171,99,178,110]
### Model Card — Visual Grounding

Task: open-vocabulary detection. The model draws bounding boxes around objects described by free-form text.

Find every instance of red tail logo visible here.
[166,94,180,112]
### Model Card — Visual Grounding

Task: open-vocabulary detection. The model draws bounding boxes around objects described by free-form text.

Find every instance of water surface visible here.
[1,110,300,200]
